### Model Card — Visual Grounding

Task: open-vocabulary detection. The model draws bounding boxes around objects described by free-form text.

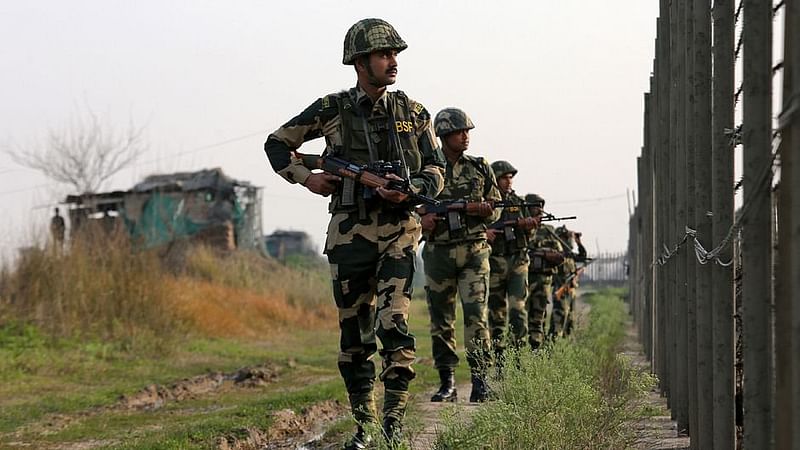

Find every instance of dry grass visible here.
[168,277,335,339]
[0,231,178,348]
[0,232,336,348]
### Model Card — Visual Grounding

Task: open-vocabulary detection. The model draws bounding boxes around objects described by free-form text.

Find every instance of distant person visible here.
[485,161,536,365]
[420,108,500,403]
[263,18,445,448]
[549,226,587,337]
[525,194,564,349]
[50,207,66,250]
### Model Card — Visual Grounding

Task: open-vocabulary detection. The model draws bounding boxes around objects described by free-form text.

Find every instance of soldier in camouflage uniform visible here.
[420,108,501,403]
[524,194,565,350]
[549,226,587,338]
[486,161,537,362]
[263,18,445,448]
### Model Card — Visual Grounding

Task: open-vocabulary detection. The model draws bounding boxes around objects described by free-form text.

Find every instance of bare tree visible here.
[8,106,146,194]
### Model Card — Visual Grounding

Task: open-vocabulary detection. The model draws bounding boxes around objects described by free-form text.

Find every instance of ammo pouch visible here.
[446,210,465,233]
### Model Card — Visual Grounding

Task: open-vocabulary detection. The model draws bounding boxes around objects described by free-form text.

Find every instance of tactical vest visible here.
[429,155,494,243]
[489,192,529,256]
[326,90,422,215]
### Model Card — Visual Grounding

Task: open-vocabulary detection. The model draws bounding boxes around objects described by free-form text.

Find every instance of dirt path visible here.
[620,321,690,449]
[410,383,478,450]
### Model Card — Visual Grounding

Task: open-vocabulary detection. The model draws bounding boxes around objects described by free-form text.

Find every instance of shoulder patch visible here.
[413,103,424,114]
[321,95,331,109]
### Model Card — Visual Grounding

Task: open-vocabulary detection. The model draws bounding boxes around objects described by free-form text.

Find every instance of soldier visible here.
[524,194,564,350]
[549,226,587,338]
[486,161,537,363]
[420,108,501,403]
[263,18,445,448]
[50,207,66,252]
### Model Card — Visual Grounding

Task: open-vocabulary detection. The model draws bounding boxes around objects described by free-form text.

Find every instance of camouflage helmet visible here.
[491,160,518,178]
[434,108,475,137]
[343,18,407,65]
[525,193,545,208]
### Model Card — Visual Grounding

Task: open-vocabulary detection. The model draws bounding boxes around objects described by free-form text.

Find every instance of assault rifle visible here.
[296,153,440,206]
[553,266,585,301]
[541,210,577,222]
[417,200,492,233]
[488,216,538,242]
[418,200,543,216]
[417,200,540,233]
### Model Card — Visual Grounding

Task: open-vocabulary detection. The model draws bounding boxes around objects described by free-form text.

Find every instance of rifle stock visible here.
[553,266,584,301]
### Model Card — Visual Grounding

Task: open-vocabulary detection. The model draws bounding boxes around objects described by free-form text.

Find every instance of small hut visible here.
[64,168,263,251]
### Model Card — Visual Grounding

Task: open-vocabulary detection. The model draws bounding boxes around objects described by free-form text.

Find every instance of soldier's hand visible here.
[467,201,493,217]
[485,228,497,243]
[517,217,537,231]
[420,213,439,232]
[376,173,410,204]
[304,173,341,196]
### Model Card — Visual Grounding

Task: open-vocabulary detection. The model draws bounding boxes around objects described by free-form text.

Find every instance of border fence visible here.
[626,0,798,448]
[581,251,628,283]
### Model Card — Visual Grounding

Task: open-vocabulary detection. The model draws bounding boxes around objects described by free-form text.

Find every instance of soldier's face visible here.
[443,129,470,153]
[362,49,398,87]
[497,173,514,193]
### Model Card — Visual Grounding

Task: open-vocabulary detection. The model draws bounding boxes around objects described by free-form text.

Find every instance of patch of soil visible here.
[410,384,478,450]
[118,372,224,410]
[216,400,348,450]
[621,320,690,450]
[232,364,280,388]
[118,363,280,410]
[5,362,282,448]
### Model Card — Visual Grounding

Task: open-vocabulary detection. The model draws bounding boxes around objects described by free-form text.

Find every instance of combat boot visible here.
[382,416,403,447]
[342,425,372,450]
[469,373,490,403]
[430,368,457,402]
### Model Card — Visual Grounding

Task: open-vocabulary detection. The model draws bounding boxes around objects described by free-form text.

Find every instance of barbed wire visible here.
[724,124,743,147]
[654,132,780,267]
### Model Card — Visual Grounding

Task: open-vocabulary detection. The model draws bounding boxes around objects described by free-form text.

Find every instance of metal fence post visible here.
[741,0,774,447]
[711,0,736,447]
[692,1,714,448]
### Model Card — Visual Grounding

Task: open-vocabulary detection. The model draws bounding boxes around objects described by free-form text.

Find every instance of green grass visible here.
[433,289,657,450]
[0,321,341,448]
[4,275,641,450]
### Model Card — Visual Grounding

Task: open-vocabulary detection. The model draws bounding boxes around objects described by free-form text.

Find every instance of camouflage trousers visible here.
[325,209,419,424]
[487,252,529,352]
[549,285,576,338]
[527,272,553,349]
[422,239,492,373]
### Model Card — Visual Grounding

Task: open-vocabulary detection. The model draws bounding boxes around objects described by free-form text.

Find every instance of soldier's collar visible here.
[352,85,388,109]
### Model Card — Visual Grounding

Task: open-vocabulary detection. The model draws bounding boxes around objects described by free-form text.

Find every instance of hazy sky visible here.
[0,0,660,258]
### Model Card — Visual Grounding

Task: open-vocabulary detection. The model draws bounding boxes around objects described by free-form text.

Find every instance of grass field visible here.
[0,240,647,449]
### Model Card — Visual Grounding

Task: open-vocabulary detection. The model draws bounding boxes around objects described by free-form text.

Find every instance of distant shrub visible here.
[0,231,179,351]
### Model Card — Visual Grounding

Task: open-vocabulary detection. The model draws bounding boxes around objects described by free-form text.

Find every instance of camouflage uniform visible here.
[526,222,564,349]
[264,18,445,436]
[549,227,586,338]
[550,251,576,338]
[487,162,532,354]
[423,110,501,390]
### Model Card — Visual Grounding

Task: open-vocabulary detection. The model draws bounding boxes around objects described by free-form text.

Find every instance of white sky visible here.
[0,0,661,258]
